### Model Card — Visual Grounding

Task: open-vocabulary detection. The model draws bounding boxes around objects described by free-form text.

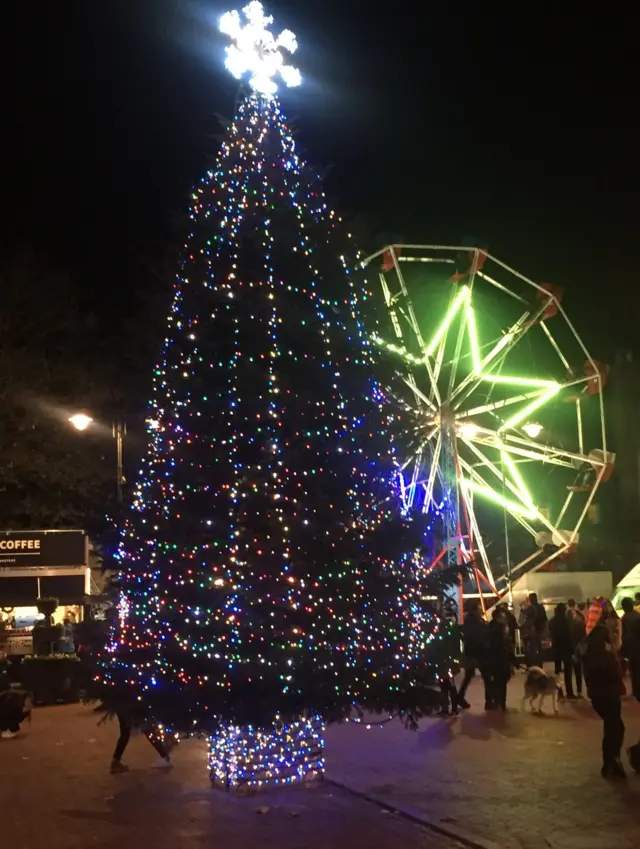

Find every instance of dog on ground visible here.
[522,667,559,714]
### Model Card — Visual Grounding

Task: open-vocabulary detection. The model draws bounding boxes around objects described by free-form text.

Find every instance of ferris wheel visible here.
[363,243,614,608]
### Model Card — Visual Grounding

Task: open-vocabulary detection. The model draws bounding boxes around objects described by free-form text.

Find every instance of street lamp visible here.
[69,413,126,504]
[68,413,94,432]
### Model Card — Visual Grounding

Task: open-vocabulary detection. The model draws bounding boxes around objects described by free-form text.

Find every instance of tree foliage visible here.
[0,248,115,531]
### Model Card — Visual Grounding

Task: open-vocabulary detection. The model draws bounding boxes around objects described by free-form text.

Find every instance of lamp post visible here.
[68,414,126,504]
[113,421,125,506]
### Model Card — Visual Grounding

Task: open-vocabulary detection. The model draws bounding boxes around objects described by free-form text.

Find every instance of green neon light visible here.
[371,334,422,365]
[480,374,559,388]
[462,478,537,519]
[425,286,469,357]
[502,386,559,431]
[466,303,481,373]
[499,448,534,507]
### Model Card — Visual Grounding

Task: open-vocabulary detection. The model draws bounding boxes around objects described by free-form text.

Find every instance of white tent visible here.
[611,564,640,612]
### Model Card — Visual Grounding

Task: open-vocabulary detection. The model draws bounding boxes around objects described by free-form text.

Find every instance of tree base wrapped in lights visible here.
[208,715,325,791]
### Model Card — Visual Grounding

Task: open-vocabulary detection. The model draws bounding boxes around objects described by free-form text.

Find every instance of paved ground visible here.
[326,669,640,849]
[5,671,640,849]
[0,703,463,849]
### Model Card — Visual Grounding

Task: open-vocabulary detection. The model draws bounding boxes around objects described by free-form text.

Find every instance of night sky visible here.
[12,3,640,360]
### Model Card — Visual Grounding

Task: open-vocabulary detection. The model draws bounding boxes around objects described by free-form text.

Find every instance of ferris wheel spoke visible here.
[555,490,575,528]
[423,432,442,513]
[475,269,529,305]
[500,431,607,469]
[379,274,404,341]
[406,448,423,510]
[402,373,439,412]
[450,309,530,407]
[447,300,469,397]
[460,438,535,517]
[459,386,554,420]
[539,320,573,373]
[431,331,448,391]
[497,386,559,432]
[457,455,537,537]
[458,477,497,592]
[425,286,469,358]
[470,431,576,469]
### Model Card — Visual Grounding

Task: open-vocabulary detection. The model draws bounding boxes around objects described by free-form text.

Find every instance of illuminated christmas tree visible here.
[100,1,457,788]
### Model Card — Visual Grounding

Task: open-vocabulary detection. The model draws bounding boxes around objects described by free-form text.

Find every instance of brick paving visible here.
[0,703,463,849]
[326,670,640,849]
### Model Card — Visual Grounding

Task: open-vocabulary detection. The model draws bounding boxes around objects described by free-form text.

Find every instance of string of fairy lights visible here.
[98,2,457,790]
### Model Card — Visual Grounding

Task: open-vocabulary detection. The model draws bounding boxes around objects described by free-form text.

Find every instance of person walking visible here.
[109,709,174,773]
[457,601,490,710]
[487,608,514,711]
[437,601,461,716]
[567,598,586,697]
[584,625,626,779]
[620,598,639,666]
[549,603,576,699]
[601,601,622,654]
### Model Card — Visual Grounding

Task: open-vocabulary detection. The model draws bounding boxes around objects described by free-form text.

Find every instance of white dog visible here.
[522,667,559,714]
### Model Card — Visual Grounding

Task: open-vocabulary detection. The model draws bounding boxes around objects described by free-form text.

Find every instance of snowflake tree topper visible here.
[219,1,302,97]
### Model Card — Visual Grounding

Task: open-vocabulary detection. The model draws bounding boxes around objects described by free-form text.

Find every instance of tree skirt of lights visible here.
[208,716,325,791]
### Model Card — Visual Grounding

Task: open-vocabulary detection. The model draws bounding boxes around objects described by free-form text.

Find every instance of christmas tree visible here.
[99,2,457,787]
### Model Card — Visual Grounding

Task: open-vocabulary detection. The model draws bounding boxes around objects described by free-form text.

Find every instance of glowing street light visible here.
[68,412,126,503]
[68,413,94,432]
[522,422,543,439]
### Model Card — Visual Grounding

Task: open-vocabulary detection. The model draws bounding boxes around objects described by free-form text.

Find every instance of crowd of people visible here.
[451,592,640,779]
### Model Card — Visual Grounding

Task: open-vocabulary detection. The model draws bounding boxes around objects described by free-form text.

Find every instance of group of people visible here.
[442,601,518,714]
[452,591,640,780]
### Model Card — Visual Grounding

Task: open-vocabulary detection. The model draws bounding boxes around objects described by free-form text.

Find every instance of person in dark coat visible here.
[519,593,547,667]
[487,608,514,711]
[457,601,490,710]
[0,689,32,738]
[496,603,518,646]
[436,602,461,716]
[584,625,626,778]
[627,616,640,773]
[549,603,576,699]
[620,598,640,664]
[567,599,586,697]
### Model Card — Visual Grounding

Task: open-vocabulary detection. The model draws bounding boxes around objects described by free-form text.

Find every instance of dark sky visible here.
[11,2,640,358]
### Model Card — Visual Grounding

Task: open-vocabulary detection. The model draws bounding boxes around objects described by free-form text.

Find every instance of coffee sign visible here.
[0,538,41,552]
[0,530,87,568]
